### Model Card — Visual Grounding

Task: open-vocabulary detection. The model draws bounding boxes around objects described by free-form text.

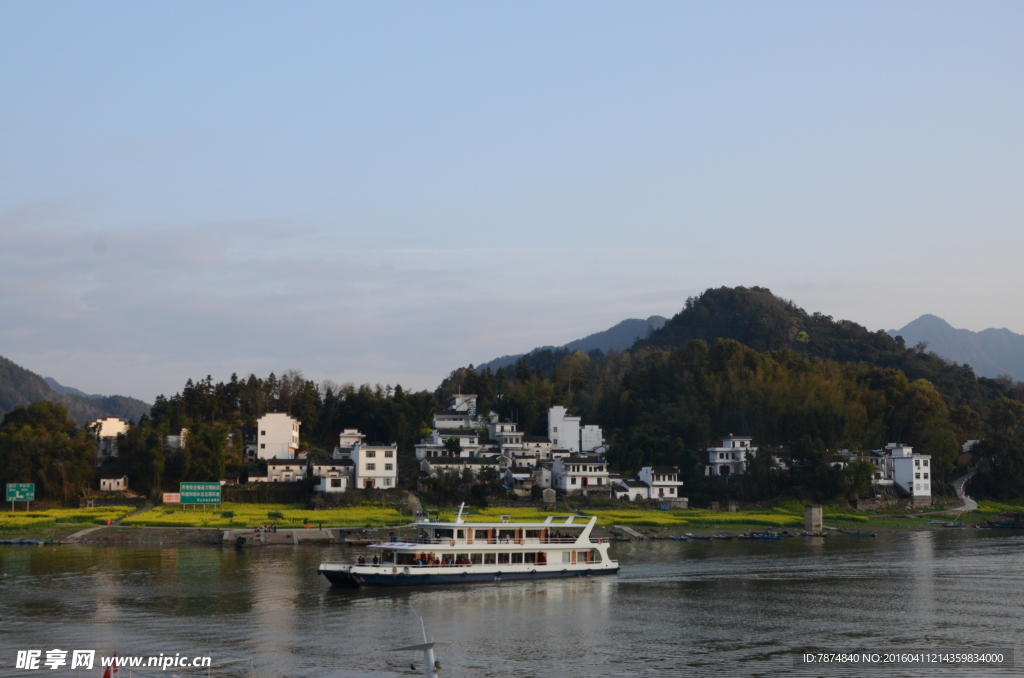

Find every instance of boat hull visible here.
[319,565,619,588]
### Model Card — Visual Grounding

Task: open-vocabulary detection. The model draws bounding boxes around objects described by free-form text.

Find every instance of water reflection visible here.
[1,532,1022,677]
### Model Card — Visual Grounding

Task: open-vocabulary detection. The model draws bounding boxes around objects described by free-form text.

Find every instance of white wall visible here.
[548,406,580,454]
[580,425,603,453]
[257,413,299,459]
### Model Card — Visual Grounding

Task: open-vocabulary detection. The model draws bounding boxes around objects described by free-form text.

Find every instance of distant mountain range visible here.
[477,316,668,372]
[890,314,1024,381]
[0,355,151,426]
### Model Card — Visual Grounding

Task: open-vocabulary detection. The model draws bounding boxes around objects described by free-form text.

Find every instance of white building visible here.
[638,466,685,500]
[414,429,481,460]
[580,425,604,453]
[312,457,353,494]
[267,458,306,482]
[335,430,364,456]
[523,436,554,459]
[99,474,128,492]
[552,456,609,494]
[548,406,581,454]
[705,435,756,477]
[89,417,128,465]
[532,462,553,489]
[504,466,535,497]
[352,443,398,489]
[420,456,505,478]
[613,479,650,501]
[257,413,300,459]
[489,421,524,449]
[869,443,932,505]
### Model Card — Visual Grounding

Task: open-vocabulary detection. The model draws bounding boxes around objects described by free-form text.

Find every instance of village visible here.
[83,393,944,510]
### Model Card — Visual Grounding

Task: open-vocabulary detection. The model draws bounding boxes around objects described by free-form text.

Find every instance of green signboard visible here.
[179,482,221,505]
[6,483,35,502]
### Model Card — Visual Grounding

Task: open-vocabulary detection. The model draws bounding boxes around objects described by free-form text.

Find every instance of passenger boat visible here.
[318,505,619,587]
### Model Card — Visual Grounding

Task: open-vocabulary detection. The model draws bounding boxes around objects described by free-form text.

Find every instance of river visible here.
[1,531,1020,677]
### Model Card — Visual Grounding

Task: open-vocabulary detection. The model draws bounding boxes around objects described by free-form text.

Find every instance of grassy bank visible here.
[119,502,408,528]
[0,507,136,534]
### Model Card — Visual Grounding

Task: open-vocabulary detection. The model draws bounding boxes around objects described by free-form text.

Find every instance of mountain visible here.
[477,315,667,372]
[44,377,103,399]
[0,355,151,426]
[889,314,1024,381]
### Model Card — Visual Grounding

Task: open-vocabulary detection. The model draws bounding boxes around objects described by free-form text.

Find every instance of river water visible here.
[1,531,1021,678]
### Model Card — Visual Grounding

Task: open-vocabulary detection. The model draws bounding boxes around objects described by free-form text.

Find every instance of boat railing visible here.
[359,560,553,569]
[373,536,583,546]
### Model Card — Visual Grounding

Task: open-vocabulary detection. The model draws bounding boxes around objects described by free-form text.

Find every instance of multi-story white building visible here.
[869,443,932,505]
[548,406,581,454]
[337,429,365,452]
[638,466,685,500]
[352,443,398,489]
[552,456,609,494]
[89,417,128,466]
[257,413,300,459]
[705,435,756,476]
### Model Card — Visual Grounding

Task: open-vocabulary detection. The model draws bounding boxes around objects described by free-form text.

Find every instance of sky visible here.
[2,2,1023,402]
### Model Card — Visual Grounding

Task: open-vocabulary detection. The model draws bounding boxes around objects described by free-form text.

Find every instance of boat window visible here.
[498,553,511,564]
[525,529,541,538]
[382,550,395,564]
[498,529,516,542]
[474,529,489,540]
[434,529,454,539]
[457,530,465,539]
[537,552,547,565]
[524,552,536,564]
[484,553,497,564]
[562,552,572,563]
[578,550,594,563]
[470,553,483,564]
[511,553,524,564]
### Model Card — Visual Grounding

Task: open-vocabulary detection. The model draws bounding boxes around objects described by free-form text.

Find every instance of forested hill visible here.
[0,356,151,425]
[437,286,1024,499]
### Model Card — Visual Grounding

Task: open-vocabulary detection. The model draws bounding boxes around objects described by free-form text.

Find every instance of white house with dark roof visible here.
[99,474,129,492]
[552,456,610,494]
[705,435,755,476]
[868,443,932,506]
[503,466,535,497]
[311,457,354,494]
[266,458,306,482]
[638,466,684,500]
[523,436,554,459]
[613,479,650,501]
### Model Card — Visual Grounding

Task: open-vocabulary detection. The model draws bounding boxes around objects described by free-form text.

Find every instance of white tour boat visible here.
[319,505,619,587]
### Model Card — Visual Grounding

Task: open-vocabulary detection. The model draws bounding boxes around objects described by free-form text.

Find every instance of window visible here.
[923,459,929,467]
[498,553,511,564]
[475,529,489,540]
[330,478,341,488]
[597,478,603,485]
[261,431,265,435]
[261,444,265,449]
[525,552,536,564]
[384,479,392,486]
[385,463,393,471]
[385,450,393,458]
[562,551,572,563]
[669,488,675,495]
[511,553,523,564]
[923,473,929,479]
[915,473,920,479]
[484,553,496,564]
[367,450,376,458]
[366,463,376,471]
[915,460,920,467]
[471,553,483,564]
[571,477,577,485]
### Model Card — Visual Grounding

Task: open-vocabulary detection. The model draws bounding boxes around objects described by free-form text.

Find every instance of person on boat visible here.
[372,555,379,566]
[389,531,396,542]
[357,555,365,565]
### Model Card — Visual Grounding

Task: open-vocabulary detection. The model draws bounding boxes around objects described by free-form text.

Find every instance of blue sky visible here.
[2,2,1023,401]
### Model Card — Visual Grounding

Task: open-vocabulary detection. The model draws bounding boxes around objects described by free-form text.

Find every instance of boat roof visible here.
[417,514,595,529]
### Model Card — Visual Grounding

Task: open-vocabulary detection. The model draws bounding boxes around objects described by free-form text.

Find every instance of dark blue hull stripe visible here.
[319,568,619,587]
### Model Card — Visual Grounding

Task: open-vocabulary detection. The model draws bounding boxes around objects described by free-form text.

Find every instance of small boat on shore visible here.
[751,533,780,541]
[712,535,733,540]
[669,535,689,541]
[319,505,619,588]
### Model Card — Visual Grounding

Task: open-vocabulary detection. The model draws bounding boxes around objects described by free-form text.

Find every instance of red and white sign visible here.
[163,493,181,504]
